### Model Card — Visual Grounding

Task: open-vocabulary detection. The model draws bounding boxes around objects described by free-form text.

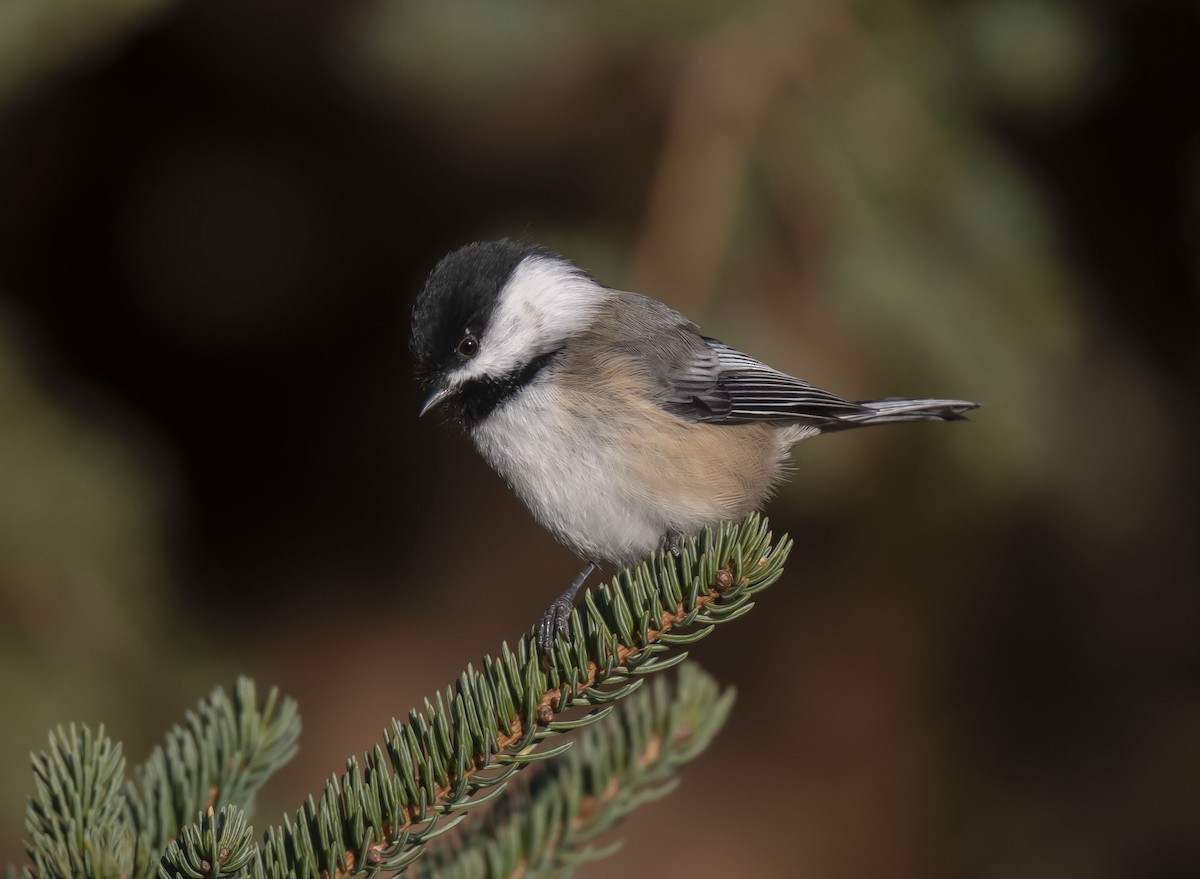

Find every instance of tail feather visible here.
[822,397,979,432]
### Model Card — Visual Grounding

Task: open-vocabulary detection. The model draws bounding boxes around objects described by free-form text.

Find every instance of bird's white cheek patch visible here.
[455,256,604,384]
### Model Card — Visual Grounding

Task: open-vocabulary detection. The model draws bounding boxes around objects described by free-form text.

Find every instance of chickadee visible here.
[411,240,977,652]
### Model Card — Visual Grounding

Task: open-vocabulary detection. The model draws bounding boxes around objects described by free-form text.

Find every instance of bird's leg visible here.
[537,562,597,655]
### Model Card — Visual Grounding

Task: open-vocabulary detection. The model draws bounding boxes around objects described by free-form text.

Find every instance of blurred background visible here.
[0,0,1196,876]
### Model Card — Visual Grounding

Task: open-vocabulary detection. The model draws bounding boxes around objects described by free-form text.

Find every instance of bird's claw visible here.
[537,597,574,656]
[535,562,596,658]
[660,530,684,558]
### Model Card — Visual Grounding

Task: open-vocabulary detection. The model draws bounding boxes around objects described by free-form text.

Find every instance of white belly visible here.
[471,385,666,564]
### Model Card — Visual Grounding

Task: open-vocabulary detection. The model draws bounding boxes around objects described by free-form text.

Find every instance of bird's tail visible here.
[821,397,980,432]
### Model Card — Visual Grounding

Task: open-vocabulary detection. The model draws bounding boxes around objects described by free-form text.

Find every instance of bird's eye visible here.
[456,334,479,358]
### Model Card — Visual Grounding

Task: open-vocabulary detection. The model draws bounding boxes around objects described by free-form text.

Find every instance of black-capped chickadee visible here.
[411,240,977,651]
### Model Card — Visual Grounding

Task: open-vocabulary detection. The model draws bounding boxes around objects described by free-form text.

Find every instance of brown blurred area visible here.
[0,0,1197,876]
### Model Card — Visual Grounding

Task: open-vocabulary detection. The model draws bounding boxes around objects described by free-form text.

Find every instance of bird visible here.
[410,240,977,652]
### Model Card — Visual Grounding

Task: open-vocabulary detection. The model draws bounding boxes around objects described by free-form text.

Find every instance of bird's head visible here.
[409,240,603,424]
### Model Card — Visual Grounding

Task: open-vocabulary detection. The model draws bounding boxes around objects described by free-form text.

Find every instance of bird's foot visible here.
[537,562,596,656]
[659,530,684,558]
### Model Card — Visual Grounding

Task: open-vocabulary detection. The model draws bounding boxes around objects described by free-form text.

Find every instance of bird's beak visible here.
[419,384,455,417]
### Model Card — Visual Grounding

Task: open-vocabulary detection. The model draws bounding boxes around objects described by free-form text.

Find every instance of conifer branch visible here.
[417,662,736,879]
[18,681,300,879]
[242,514,789,878]
[23,725,129,879]
[15,514,790,879]
[124,678,300,879]
[158,805,262,879]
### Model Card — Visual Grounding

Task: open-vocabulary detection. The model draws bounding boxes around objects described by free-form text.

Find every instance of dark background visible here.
[1,1,1197,876]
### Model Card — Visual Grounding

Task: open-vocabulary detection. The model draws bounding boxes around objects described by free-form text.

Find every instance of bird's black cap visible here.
[410,240,544,383]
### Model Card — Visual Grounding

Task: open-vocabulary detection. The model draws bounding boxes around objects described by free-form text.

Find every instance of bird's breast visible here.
[469,378,804,566]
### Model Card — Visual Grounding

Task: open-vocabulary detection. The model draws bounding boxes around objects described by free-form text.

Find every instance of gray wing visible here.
[661,337,870,425]
[606,292,977,427]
